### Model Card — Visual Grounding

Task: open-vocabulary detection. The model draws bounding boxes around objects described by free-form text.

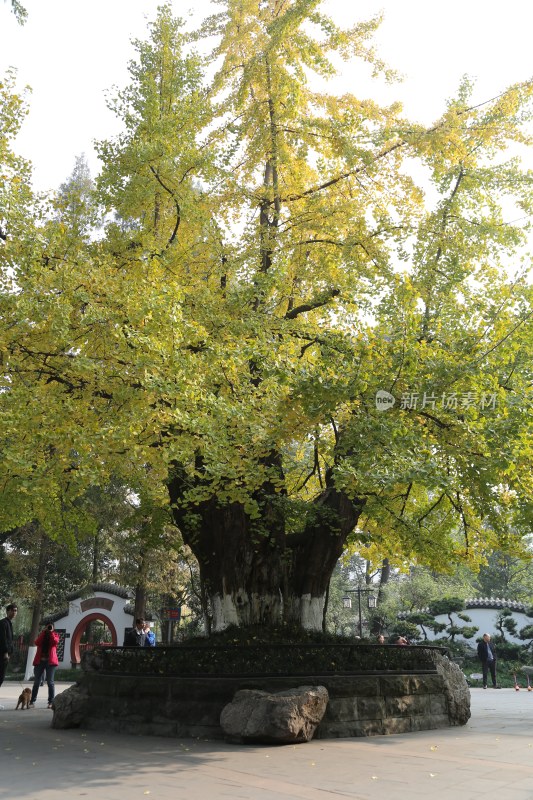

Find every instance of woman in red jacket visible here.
[30,623,60,709]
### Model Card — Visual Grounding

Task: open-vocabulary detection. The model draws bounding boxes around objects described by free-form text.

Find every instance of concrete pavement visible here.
[1,682,532,799]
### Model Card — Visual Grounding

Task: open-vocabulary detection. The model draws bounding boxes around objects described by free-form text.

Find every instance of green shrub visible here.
[492,641,527,661]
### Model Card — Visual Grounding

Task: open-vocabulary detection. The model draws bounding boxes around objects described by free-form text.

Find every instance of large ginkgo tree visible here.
[1,2,533,631]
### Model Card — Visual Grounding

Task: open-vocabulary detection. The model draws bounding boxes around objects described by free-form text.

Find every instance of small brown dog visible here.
[15,688,32,710]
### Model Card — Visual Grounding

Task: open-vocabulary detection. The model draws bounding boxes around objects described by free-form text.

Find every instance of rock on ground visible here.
[434,654,471,726]
[220,685,329,744]
[51,684,90,729]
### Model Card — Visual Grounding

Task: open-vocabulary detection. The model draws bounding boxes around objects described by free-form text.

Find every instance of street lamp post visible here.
[342,588,378,638]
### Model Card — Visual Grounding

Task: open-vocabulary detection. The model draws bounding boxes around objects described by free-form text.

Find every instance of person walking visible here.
[0,603,18,687]
[477,632,497,689]
[30,623,60,708]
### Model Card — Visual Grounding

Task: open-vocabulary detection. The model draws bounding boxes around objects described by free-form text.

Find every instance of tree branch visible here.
[285,288,340,319]
[280,139,404,204]
[149,166,181,247]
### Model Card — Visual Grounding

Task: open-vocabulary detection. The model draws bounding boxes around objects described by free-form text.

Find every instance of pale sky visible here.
[1,0,532,192]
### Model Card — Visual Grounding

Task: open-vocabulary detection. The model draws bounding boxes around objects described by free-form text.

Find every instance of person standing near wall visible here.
[143,622,156,647]
[0,604,18,687]
[30,623,60,708]
[123,618,147,647]
[477,633,498,689]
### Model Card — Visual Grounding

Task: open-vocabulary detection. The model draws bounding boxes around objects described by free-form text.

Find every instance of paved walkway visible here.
[1,682,532,799]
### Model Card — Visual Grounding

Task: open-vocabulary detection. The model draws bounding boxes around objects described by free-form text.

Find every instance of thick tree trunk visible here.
[170,497,286,630]
[29,530,49,643]
[25,530,49,680]
[283,486,364,630]
[133,550,149,621]
[168,470,365,632]
[378,557,390,603]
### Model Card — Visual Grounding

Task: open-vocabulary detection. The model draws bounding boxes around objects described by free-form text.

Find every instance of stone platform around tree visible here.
[51,659,468,739]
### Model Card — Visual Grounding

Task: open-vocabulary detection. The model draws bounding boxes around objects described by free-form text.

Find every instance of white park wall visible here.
[417,600,531,644]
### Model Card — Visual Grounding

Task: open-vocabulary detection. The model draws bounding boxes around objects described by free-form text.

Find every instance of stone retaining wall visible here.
[53,666,467,739]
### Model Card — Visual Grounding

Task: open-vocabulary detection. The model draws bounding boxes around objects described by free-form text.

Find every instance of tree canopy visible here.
[1,2,533,630]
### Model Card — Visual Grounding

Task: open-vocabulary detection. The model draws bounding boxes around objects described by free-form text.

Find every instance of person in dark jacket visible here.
[123,618,146,647]
[477,633,497,688]
[0,603,18,687]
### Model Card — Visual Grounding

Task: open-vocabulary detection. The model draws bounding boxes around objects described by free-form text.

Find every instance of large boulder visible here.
[220,685,329,744]
[51,684,90,729]
[434,653,471,725]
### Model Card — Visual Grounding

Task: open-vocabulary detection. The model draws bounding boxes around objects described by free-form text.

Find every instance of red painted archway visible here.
[70,613,118,666]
